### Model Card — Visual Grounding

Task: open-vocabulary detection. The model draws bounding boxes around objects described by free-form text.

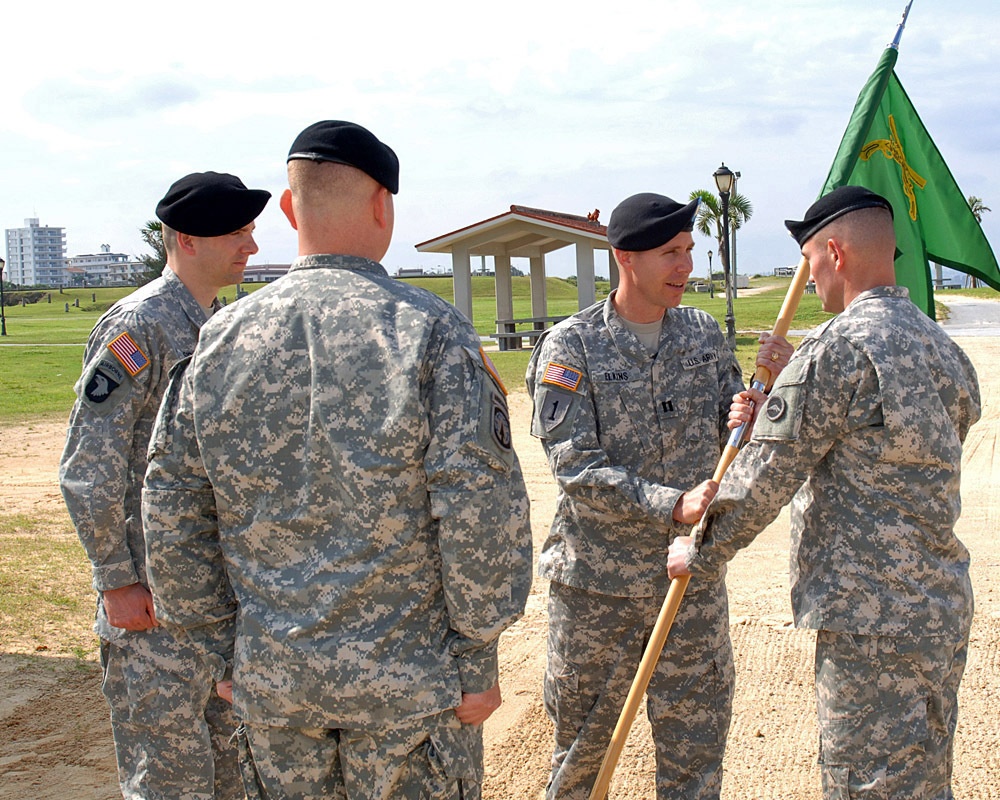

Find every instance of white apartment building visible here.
[5,218,67,287]
[67,244,146,286]
[241,263,290,283]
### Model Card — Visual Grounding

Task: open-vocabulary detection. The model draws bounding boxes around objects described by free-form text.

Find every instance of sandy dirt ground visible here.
[1,337,997,800]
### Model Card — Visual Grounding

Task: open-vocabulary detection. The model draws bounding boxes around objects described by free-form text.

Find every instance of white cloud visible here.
[2,0,997,281]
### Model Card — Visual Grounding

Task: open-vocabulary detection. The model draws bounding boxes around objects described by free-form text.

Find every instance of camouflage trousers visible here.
[237,709,483,799]
[542,580,734,800]
[814,630,968,800]
[100,630,242,800]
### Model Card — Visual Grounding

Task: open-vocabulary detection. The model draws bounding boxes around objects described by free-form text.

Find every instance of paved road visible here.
[937,295,1000,336]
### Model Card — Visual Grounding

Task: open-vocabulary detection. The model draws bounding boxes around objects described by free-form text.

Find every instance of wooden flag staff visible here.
[588,255,812,800]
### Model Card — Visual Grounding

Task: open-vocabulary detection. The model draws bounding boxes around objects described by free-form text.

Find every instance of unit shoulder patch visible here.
[84,367,122,404]
[765,395,787,422]
[80,358,130,409]
[491,395,512,451]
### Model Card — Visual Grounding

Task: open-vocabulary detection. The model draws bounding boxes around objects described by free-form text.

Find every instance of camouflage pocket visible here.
[543,648,585,744]
[423,722,482,800]
[818,697,929,765]
[752,356,811,442]
[233,722,269,800]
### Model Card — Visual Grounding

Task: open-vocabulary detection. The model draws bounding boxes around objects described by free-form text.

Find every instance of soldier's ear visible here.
[373,187,392,231]
[828,238,846,273]
[614,248,633,271]
[177,232,197,256]
[280,189,298,231]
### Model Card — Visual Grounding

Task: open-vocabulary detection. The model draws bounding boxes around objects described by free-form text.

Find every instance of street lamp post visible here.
[714,163,736,349]
[731,171,741,299]
[0,256,7,337]
[707,250,714,298]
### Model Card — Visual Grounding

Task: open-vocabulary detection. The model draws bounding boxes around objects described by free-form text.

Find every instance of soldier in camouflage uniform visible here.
[527,192,792,800]
[59,171,270,800]
[669,186,982,800]
[141,120,533,800]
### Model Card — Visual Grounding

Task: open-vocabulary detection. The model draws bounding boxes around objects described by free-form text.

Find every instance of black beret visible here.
[156,172,270,237]
[607,193,700,251]
[287,120,399,194]
[785,185,894,246]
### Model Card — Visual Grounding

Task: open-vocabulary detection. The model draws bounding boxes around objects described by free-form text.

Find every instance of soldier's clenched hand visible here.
[102,583,159,631]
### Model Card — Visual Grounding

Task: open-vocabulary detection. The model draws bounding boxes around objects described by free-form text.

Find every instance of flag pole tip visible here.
[889,0,914,50]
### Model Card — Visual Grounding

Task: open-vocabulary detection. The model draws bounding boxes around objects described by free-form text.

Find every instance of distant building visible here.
[396,267,426,278]
[241,264,290,283]
[773,266,796,277]
[5,218,67,287]
[67,244,145,286]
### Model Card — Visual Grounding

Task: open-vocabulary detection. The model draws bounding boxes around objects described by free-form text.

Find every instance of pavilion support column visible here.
[493,253,517,350]
[529,255,547,319]
[495,252,514,325]
[452,247,473,322]
[575,243,596,310]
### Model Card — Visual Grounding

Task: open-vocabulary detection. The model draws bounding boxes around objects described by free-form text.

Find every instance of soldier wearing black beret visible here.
[784,185,895,314]
[669,183,980,799]
[785,184,894,249]
[142,121,533,800]
[527,191,792,799]
[60,169,270,800]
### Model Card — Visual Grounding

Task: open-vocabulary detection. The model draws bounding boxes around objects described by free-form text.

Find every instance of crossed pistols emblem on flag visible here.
[860,114,927,221]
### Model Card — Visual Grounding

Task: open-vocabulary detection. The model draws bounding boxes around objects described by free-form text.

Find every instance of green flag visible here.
[821,45,1000,318]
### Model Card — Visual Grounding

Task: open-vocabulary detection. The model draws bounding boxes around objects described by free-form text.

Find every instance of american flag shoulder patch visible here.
[107,331,150,377]
[542,362,583,391]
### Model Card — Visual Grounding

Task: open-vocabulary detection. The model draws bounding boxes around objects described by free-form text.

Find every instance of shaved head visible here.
[282,159,394,260]
[287,160,379,214]
[161,223,179,257]
[821,206,895,261]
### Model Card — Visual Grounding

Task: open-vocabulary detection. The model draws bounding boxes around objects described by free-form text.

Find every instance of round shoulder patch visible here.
[765,395,787,422]
[492,397,512,451]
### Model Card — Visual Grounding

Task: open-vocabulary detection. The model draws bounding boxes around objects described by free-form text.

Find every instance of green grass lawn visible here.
[2,274,992,423]
[0,347,83,420]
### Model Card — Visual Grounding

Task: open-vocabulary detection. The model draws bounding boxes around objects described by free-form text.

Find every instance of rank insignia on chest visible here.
[542,362,583,391]
[107,332,150,376]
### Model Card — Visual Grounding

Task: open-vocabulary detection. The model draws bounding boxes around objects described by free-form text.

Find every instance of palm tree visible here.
[967,195,991,223]
[138,220,167,286]
[690,188,753,299]
[965,196,991,287]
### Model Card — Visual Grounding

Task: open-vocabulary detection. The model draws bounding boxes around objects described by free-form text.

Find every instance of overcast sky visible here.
[4,0,998,281]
